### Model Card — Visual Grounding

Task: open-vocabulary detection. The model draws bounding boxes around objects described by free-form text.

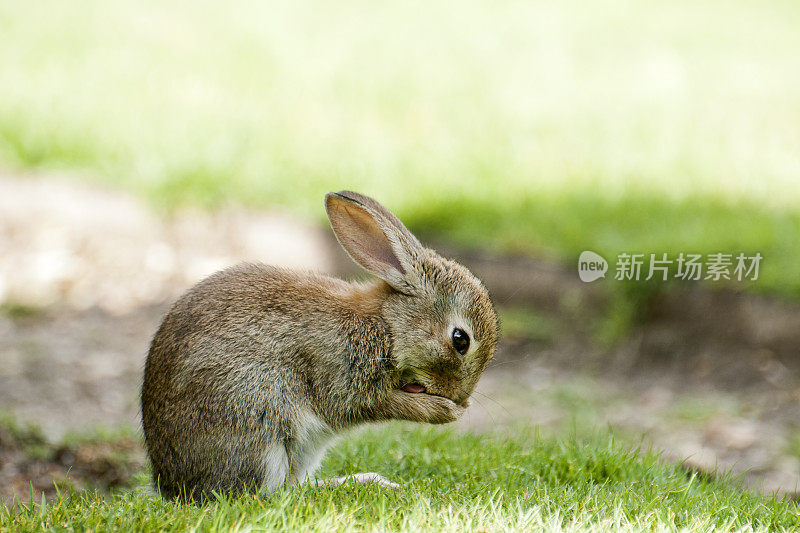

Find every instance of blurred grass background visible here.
[1,0,798,297]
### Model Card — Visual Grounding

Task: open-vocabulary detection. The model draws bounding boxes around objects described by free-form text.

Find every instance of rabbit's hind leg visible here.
[303,472,400,489]
[259,443,291,491]
[317,472,400,489]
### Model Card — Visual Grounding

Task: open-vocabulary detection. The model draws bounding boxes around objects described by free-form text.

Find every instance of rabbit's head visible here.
[326,191,499,410]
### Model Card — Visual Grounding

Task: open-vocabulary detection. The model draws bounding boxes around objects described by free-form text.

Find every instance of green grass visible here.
[0,412,53,461]
[1,0,799,299]
[496,307,556,343]
[2,425,798,532]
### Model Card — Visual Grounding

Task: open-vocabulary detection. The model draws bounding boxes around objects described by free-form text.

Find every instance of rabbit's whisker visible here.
[485,357,530,370]
[472,390,513,419]
[466,395,498,426]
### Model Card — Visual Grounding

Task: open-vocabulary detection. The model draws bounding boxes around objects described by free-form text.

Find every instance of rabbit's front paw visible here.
[384,390,465,424]
[422,395,466,424]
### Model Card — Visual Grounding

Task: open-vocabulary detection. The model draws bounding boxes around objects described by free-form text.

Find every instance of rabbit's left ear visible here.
[325,191,422,293]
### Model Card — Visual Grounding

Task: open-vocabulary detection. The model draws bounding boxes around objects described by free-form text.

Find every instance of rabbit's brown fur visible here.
[141,191,498,499]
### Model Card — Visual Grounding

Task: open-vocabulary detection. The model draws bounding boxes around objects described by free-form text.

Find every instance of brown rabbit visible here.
[141,191,499,499]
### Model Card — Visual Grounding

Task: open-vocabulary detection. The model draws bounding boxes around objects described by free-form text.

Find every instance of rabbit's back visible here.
[141,263,357,498]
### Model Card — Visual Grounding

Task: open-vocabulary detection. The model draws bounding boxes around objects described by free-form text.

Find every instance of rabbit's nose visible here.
[436,353,463,374]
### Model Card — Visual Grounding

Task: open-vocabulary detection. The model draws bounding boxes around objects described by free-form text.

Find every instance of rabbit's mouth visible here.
[402,383,427,394]
[400,382,468,407]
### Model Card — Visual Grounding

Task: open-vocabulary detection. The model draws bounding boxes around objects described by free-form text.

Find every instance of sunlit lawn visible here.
[4,425,799,532]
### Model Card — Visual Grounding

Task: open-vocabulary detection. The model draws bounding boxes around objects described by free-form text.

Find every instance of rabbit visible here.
[141,191,499,500]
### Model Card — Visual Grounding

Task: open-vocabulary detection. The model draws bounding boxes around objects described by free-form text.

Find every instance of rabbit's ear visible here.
[325,191,422,292]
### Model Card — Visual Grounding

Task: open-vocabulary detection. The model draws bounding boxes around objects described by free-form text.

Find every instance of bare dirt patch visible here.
[0,417,144,505]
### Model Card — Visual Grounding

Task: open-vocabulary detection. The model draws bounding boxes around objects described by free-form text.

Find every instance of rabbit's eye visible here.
[451,328,470,355]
